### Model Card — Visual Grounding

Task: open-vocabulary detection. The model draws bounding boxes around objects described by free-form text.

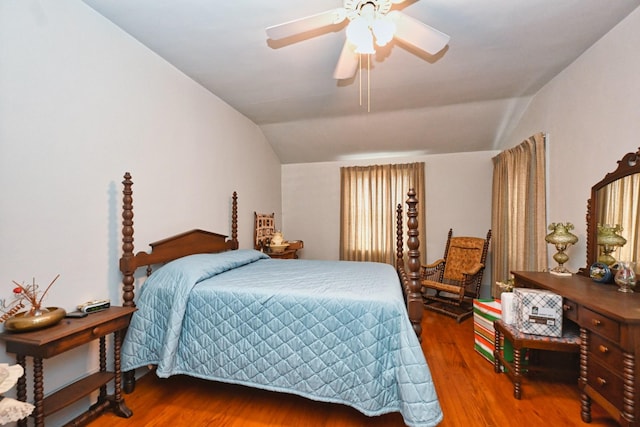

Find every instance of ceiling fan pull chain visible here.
[359,53,362,107]
[357,53,371,112]
[367,54,371,113]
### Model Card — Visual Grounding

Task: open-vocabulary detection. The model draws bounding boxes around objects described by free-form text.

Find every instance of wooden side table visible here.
[266,240,303,259]
[0,306,136,426]
[266,248,298,259]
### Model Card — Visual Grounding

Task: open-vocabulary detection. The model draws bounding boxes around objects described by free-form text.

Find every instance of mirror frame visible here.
[583,147,640,274]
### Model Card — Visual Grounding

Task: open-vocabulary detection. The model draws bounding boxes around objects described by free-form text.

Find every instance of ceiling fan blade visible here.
[388,11,450,55]
[333,41,359,80]
[266,8,346,40]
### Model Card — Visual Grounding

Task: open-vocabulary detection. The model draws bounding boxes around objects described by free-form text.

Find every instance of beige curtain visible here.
[491,133,547,292]
[340,162,425,264]
[597,174,640,263]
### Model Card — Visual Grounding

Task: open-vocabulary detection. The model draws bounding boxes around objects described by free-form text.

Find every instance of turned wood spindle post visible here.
[396,203,404,270]
[231,191,239,249]
[121,173,135,307]
[405,189,423,338]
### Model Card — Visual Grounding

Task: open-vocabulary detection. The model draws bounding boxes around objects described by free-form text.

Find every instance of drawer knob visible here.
[596,377,607,387]
[563,304,572,311]
[592,319,602,327]
[598,345,609,353]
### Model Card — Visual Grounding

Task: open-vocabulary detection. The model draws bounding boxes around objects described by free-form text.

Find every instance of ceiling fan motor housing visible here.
[344,0,393,21]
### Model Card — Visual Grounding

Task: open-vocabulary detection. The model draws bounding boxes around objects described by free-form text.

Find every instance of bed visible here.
[117,173,441,427]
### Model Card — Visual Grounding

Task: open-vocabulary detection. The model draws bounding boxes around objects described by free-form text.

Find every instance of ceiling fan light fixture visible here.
[267,0,450,84]
[346,18,376,54]
[371,15,396,46]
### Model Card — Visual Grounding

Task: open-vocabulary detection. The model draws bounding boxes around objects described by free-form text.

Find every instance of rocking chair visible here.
[421,228,491,322]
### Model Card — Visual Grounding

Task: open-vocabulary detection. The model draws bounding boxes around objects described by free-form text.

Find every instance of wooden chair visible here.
[493,319,581,399]
[254,212,275,251]
[420,229,491,322]
[254,212,303,258]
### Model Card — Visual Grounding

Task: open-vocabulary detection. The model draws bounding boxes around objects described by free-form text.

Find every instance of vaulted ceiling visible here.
[83,0,639,163]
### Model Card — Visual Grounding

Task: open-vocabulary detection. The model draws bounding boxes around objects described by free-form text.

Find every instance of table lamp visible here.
[545,222,579,276]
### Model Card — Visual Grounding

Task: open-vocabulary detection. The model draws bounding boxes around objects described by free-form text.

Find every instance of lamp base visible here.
[549,268,572,277]
[549,270,572,277]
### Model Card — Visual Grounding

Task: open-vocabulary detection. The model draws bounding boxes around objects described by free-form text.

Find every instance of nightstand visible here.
[266,248,298,259]
[266,240,303,259]
[0,306,136,427]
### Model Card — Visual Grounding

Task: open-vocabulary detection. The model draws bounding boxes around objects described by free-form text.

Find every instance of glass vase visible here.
[614,261,636,293]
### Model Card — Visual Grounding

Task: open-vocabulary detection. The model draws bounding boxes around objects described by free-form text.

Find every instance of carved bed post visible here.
[231,191,239,249]
[120,172,136,308]
[405,189,423,338]
[396,203,404,270]
[120,172,137,394]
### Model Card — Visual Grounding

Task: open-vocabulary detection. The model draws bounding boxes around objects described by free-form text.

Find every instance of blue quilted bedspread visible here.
[122,250,442,426]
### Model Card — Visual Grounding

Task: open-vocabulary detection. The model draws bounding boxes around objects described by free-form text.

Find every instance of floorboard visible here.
[88,309,619,426]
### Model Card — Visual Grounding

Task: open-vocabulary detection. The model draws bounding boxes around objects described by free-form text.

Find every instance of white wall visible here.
[0,1,281,421]
[282,151,497,296]
[499,6,640,274]
[3,0,639,422]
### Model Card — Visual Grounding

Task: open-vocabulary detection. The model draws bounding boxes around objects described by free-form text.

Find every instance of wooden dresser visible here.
[513,271,640,426]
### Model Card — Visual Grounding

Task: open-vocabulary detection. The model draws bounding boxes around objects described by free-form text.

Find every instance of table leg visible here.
[621,351,635,424]
[579,327,592,423]
[33,357,44,427]
[16,355,27,427]
[99,336,107,402]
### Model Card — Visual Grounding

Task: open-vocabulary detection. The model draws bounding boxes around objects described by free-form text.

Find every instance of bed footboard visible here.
[396,189,423,340]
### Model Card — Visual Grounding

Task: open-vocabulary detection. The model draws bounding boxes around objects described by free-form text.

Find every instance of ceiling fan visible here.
[266,0,450,80]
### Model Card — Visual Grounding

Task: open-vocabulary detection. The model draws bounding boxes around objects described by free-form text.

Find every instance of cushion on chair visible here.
[498,320,581,346]
[442,237,486,282]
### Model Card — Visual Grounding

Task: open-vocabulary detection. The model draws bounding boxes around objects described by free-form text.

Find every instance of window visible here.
[340,162,425,264]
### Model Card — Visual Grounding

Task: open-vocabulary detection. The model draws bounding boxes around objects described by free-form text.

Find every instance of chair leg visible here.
[494,329,502,374]
[513,347,523,400]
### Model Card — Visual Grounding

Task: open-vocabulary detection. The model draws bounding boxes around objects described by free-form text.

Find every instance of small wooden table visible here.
[266,240,303,259]
[266,248,299,259]
[0,306,136,426]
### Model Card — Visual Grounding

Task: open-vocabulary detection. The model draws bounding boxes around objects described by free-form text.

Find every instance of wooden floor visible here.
[89,309,619,427]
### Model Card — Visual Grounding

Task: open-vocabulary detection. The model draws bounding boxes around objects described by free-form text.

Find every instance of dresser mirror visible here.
[584,147,640,274]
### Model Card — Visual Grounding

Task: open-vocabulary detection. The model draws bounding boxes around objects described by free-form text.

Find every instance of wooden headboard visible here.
[119,172,239,307]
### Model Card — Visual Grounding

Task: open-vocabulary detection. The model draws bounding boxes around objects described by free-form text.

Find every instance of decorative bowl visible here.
[589,262,613,284]
[4,307,67,332]
[269,243,289,253]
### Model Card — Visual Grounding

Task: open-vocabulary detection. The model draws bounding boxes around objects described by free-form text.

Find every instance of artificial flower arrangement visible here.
[0,275,63,331]
[495,275,515,294]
